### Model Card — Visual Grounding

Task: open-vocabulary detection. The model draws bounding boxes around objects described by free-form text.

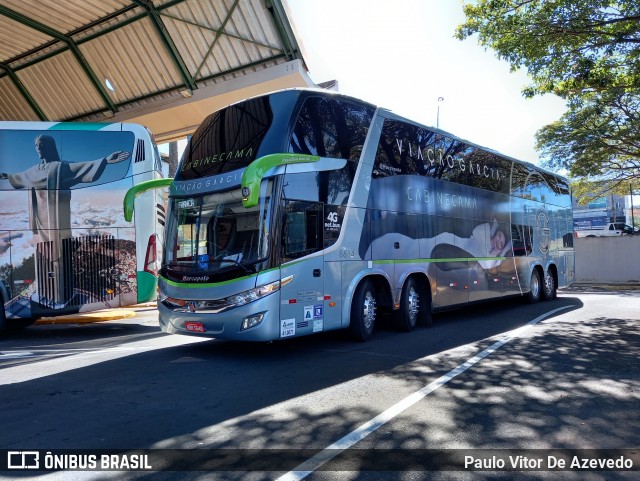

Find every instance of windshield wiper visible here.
[219,258,253,274]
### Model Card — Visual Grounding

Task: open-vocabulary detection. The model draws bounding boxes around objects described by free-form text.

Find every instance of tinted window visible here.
[282,163,358,206]
[511,162,570,206]
[178,96,273,180]
[282,172,322,203]
[281,200,323,262]
[289,96,374,161]
[374,120,511,194]
[511,224,533,256]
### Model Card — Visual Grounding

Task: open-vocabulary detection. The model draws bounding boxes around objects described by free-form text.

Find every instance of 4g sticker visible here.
[325,210,341,232]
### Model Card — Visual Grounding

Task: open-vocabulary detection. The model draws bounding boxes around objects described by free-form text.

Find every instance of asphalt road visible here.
[0,287,638,481]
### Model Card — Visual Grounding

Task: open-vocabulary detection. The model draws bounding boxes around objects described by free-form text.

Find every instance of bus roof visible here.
[206,88,567,183]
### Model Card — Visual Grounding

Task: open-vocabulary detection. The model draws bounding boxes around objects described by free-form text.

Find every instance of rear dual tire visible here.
[397,277,432,331]
[527,268,557,303]
[542,270,557,301]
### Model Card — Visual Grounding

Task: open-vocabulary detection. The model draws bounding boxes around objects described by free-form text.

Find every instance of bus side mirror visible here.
[241,153,319,208]
[123,178,173,222]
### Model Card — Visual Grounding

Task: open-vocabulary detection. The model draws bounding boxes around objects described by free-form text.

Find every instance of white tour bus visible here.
[0,122,165,331]
[126,89,575,342]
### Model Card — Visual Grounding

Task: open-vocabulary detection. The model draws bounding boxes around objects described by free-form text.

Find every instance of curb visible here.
[35,309,137,325]
[560,283,640,292]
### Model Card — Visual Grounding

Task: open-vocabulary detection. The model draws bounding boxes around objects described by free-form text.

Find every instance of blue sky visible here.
[285,0,567,166]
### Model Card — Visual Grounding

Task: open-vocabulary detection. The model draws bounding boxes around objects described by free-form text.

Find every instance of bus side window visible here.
[511,224,533,257]
[289,97,374,160]
[281,201,322,262]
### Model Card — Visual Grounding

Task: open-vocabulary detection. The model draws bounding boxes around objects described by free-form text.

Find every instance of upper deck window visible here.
[177,96,273,180]
[511,162,571,207]
[374,119,512,194]
[289,97,374,161]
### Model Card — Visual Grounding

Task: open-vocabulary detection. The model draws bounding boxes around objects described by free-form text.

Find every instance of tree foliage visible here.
[536,89,640,199]
[456,0,640,197]
[456,0,640,98]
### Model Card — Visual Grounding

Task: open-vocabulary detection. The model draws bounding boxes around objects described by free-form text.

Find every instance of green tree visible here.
[456,0,640,200]
[536,89,640,198]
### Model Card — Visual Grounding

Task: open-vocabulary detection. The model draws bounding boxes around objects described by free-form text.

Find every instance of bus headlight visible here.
[241,312,265,331]
[225,275,293,308]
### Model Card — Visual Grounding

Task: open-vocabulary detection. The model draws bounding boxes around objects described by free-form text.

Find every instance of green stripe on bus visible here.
[159,257,509,290]
[160,275,252,289]
[48,123,112,131]
[373,257,507,265]
[160,266,280,289]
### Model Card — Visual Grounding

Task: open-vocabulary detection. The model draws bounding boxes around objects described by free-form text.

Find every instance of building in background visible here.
[572,195,625,230]
[626,195,640,228]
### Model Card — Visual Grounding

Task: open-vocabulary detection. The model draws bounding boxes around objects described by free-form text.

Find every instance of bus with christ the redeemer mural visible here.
[0,122,165,332]
[125,89,574,342]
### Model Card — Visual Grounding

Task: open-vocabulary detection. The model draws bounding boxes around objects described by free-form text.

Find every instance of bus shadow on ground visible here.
[8,295,640,481]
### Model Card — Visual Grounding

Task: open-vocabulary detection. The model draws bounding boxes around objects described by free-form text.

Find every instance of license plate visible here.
[184,321,206,333]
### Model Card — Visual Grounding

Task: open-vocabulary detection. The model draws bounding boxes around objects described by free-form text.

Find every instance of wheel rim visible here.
[531,273,541,299]
[407,286,420,324]
[362,290,376,329]
[545,272,554,295]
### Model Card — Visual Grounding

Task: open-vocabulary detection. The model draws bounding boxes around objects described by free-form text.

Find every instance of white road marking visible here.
[277,306,572,481]
[0,336,209,386]
[0,351,36,360]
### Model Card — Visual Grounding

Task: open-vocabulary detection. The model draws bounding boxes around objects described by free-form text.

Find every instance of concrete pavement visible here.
[31,282,639,326]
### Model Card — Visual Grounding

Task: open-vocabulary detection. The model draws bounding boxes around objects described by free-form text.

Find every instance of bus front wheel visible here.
[349,279,377,342]
[527,270,542,304]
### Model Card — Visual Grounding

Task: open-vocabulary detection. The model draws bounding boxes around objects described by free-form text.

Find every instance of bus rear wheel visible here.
[398,277,431,331]
[349,279,377,342]
[397,277,419,332]
[543,270,557,300]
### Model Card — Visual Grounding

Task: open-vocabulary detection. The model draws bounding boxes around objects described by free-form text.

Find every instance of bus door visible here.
[390,212,420,299]
[278,201,326,339]
[497,223,522,297]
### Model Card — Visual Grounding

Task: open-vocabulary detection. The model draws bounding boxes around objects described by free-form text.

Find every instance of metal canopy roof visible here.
[0,0,314,141]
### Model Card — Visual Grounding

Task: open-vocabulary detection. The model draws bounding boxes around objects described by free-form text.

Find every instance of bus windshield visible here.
[164,180,275,276]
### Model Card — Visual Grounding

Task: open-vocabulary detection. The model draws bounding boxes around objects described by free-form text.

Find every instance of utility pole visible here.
[168,141,178,178]
[631,183,636,231]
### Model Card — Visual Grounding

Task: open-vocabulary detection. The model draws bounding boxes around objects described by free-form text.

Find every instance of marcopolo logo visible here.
[182,275,209,282]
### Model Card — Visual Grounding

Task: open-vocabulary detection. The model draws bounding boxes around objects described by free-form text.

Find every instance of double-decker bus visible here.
[0,122,165,331]
[126,89,574,342]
